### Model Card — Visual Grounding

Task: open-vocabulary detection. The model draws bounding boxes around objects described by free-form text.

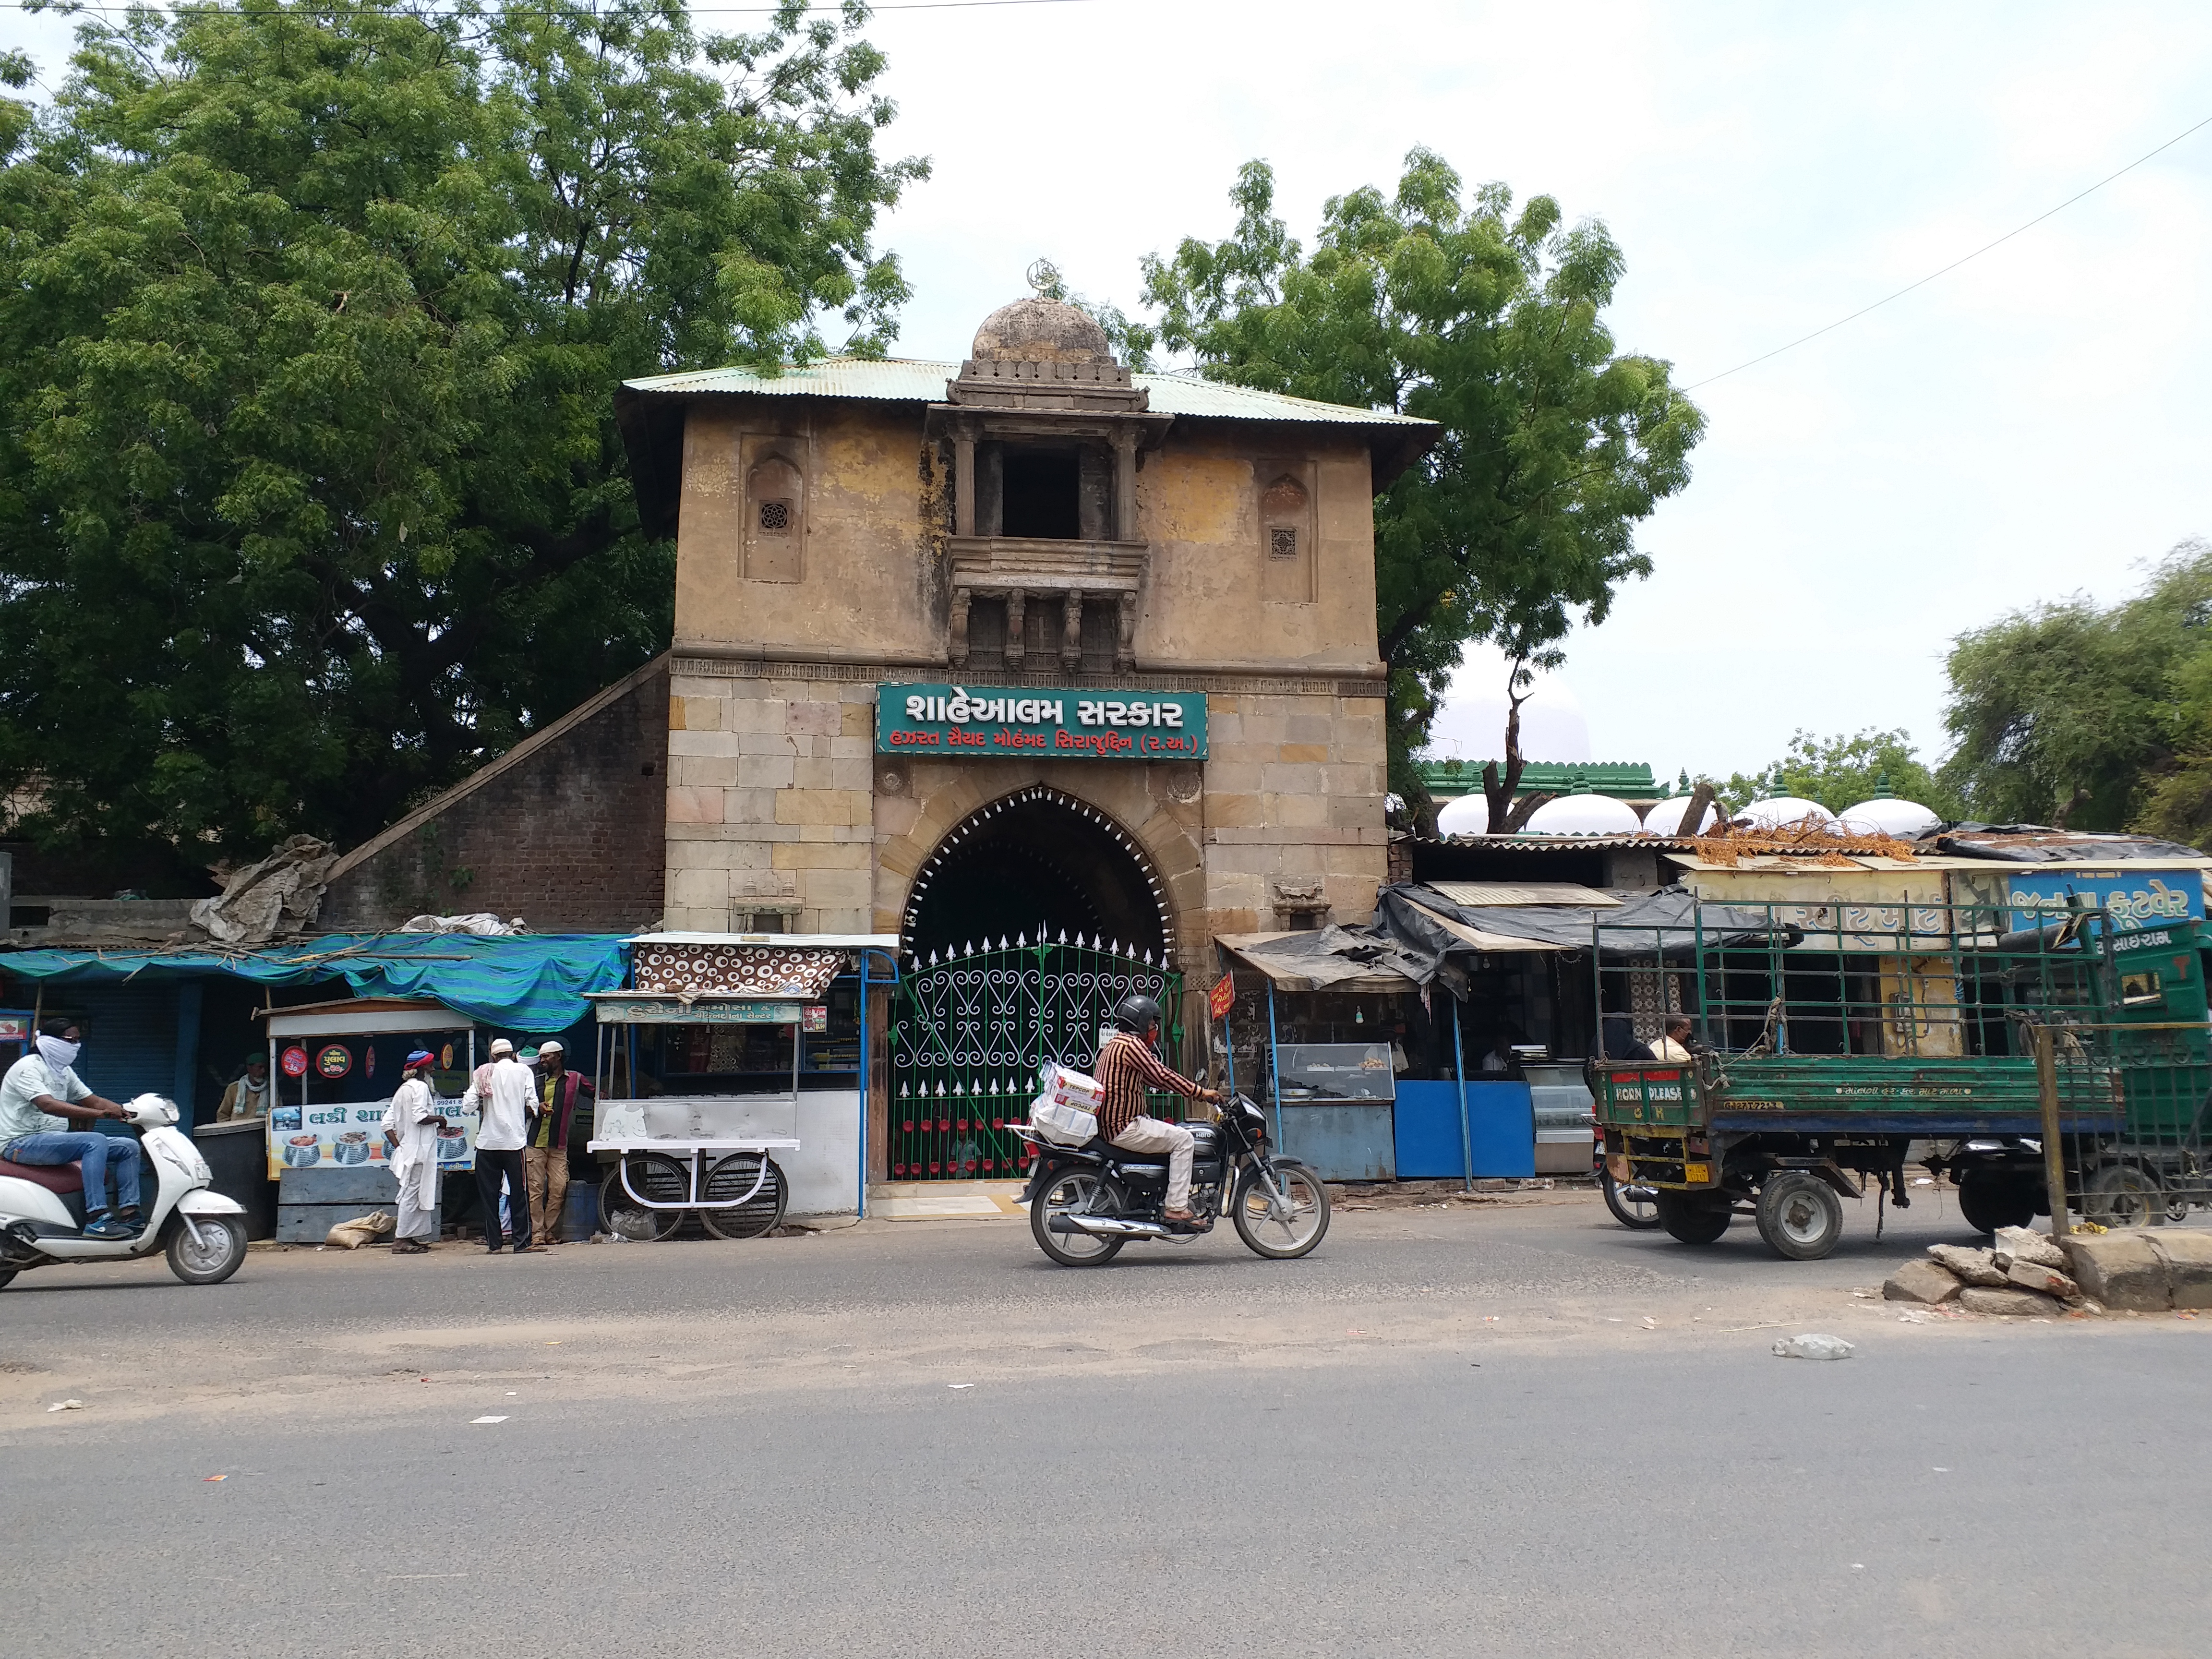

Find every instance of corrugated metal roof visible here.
[622,357,1433,429]
[1427,881,1624,908]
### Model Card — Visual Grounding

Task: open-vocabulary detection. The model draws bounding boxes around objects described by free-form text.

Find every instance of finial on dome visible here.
[1025,258,1064,298]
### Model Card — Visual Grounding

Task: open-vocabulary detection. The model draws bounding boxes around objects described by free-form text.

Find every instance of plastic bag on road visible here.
[1771,1333,1855,1360]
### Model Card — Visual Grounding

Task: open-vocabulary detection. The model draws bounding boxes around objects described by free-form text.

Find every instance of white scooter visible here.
[0,1094,250,1288]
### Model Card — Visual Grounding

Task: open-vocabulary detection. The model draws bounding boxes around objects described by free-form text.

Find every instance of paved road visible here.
[7,1193,2208,1658]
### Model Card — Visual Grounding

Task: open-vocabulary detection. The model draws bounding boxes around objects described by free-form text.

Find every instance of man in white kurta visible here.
[463,1038,540,1253]
[383,1051,444,1253]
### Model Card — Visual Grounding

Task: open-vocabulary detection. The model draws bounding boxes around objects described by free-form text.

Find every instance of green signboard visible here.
[877,682,1207,761]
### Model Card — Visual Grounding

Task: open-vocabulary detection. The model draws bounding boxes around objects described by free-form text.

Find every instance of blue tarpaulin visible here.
[0,934,630,1031]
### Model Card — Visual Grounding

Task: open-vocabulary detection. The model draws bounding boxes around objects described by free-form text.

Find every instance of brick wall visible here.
[322,659,669,934]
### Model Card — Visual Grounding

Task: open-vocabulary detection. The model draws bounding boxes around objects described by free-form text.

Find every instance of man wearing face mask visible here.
[0,1017,142,1239]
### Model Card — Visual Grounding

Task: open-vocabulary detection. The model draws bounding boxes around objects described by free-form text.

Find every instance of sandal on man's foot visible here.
[392,1239,430,1254]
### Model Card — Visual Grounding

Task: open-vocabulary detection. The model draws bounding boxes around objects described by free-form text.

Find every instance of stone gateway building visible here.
[614,295,1434,1035]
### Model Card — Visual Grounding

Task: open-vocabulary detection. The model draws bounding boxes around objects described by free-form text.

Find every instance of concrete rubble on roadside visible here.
[1884,1226,2212,1316]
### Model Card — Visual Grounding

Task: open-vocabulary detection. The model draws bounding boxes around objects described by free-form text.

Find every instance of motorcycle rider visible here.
[0,1017,142,1238]
[1094,994,1221,1227]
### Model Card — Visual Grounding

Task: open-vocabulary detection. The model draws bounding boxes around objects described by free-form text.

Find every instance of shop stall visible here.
[1213,932,1540,1184]
[585,934,897,1230]
[260,998,481,1240]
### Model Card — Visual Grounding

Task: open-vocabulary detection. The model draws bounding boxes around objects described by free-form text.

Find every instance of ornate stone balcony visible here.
[946,536,1148,673]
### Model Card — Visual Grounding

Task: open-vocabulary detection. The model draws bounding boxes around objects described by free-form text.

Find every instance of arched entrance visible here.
[902,785,1170,962]
[889,787,1182,1181]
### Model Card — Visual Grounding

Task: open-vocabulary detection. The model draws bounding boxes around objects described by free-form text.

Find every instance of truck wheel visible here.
[1957,1175,2036,1235]
[1655,1190,1731,1245]
[2084,1163,2162,1230]
[1756,1173,1843,1261]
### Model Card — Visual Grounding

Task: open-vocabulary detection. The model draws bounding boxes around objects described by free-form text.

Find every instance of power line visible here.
[1684,108,2212,392]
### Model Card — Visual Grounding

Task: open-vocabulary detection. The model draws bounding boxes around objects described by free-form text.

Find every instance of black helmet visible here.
[1112,993,1163,1034]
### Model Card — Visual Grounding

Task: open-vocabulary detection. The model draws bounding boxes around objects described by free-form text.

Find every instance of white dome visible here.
[1735,795,1840,833]
[1640,794,1720,836]
[1522,792,1645,837]
[1839,796,1940,837]
[1434,793,1493,838]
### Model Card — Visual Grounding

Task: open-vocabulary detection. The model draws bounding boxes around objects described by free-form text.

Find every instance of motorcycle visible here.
[0,1094,251,1288]
[1016,1094,1330,1266]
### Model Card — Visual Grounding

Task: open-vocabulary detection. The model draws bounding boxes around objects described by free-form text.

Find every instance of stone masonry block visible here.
[773,841,872,871]
[832,757,873,792]
[673,696,721,732]
[720,788,779,827]
[1206,793,1264,829]
[1279,743,1331,764]
[735,754,796,791]
[1208,713,1244,746]
[842,702,874,738]
[1884,1259,1963,1303]
[667,867,729,909]
[738,729,799,756]
[793,757,836,791]
[830,735,870,760]
[665,786,723,825]
[2145,1229,2212,1309]
[669,756,738,790]
[1273,793,1330,830]
[1200,760,1264,794]
[1285,715,1334,745]
[786,702,840,736]
[2061,1231,2169,1311]
[1260,763,1325,795]
[667,729,742,758]
[722,698,787,734]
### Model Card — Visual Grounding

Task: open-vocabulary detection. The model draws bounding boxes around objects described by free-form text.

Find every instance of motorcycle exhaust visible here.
[1048,1214,1173,1239]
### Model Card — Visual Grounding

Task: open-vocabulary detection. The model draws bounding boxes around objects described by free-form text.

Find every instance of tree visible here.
[1135,152,1705,832]
[0,0,923,888]
[1699,729,1965,820]
[1941,540,2212,834]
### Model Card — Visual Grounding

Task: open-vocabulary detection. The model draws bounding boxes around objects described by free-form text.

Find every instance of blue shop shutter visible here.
[53,983,179,1108]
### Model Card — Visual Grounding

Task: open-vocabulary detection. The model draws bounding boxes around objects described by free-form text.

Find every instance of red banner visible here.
[1207,973,1236,1022]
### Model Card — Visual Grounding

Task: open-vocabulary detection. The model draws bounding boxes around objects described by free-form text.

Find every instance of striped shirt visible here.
[1093,1031,1208,1142]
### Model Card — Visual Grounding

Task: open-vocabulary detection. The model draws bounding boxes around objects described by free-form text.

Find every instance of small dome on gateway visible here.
[971,296,1116,365]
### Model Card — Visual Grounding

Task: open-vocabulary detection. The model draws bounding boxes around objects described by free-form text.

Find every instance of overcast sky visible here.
[5,1,2208,789]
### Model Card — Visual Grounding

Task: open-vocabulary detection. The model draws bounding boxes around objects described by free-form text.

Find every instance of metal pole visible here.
[1452,992,1472,1193]
[856,955,870,1221]
[1266,979,1284,1146]
[2033,1023,2069,1245]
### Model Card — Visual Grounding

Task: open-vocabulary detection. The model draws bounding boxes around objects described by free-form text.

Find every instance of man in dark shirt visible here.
[1093,994,1219,1224]
[526,1040,595,1248]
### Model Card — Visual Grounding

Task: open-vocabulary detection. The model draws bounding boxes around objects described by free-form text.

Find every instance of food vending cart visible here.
[584,933,897,1238]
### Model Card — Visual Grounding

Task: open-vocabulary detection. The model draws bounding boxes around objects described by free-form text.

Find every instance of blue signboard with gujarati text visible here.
[876,682,1207,761]
[2005,868,2204,935]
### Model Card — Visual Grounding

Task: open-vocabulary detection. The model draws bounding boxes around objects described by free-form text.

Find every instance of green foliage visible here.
[1698,730,1965,820]
[1136,152,1705,828]
[1941,540,2212,837]
[0,0,922,883]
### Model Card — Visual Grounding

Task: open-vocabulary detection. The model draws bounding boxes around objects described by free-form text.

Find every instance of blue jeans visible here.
[3,1132,143,1214]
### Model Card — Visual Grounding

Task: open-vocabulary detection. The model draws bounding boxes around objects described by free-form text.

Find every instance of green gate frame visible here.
[890,933,1185,1180]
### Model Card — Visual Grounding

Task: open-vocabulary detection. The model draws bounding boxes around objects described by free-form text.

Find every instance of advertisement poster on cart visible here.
[264,1098,481,1180]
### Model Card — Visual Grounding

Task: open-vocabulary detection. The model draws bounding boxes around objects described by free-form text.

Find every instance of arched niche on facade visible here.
[745,451,805,582]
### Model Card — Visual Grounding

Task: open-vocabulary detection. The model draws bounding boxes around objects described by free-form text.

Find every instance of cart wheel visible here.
[698,1154,789,1241]
[600,1154,688,1241]
[2084,1163,2162,1230]
[1957,1173,2037,1236]
[1654,1189,1731,1245]
[1601,1171,1663,1230]
[1755,1173,1843,1261]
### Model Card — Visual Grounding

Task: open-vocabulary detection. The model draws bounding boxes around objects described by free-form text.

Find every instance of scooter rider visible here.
[1094,994,1221,1226]
[0,1017,143,1239]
